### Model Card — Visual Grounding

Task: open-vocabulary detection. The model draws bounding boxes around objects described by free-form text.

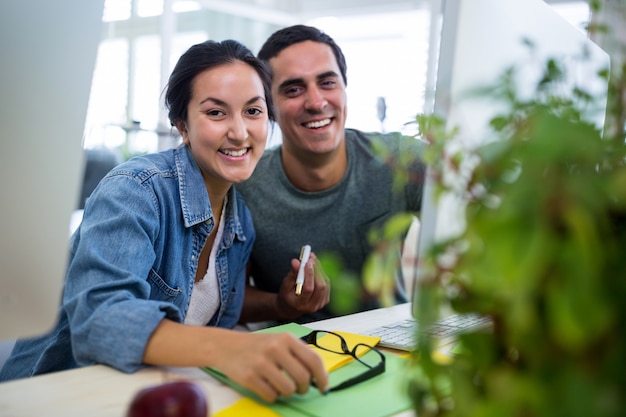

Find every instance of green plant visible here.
[405,5,626,416]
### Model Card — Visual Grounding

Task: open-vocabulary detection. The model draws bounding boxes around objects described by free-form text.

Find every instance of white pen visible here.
[295,245,311,296]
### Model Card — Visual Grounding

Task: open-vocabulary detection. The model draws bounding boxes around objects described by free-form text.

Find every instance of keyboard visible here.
[362,313,492,351]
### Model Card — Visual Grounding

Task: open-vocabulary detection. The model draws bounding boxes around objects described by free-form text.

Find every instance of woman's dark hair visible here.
[258,25,347,87]
[165,39,275,127]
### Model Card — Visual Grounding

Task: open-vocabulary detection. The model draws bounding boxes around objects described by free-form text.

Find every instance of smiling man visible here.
[236,25,426,324]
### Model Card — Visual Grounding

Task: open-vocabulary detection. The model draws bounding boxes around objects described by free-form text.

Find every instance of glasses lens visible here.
[325,344,385,392]
[302,331,386,392]
[353,344,382,368]
[311,331,349,354]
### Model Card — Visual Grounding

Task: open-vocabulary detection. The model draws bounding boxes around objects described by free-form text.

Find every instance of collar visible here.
[173,145,243,244]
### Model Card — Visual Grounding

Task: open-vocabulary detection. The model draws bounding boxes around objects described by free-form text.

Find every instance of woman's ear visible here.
[175,121,189,144]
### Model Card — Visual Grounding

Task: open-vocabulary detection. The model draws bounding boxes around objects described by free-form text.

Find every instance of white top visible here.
[184,199,227,326]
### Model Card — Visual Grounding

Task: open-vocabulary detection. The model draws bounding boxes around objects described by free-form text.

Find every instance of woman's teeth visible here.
[221,148,248,157]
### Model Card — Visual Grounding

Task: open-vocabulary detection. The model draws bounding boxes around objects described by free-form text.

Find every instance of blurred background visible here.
[83,0,591,159]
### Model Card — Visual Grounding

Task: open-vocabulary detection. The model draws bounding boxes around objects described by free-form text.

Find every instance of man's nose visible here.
[304,87,328,111]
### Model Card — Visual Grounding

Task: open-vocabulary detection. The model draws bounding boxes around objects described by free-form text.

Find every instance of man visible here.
[237,24,426,324]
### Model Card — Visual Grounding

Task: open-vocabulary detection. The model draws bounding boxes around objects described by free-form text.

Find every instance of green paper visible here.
[203,323,413,417]
[254,322,313,337]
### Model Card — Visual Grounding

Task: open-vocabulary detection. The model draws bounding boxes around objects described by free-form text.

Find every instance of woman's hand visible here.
[143,321,328,403]
[210,331,328,402]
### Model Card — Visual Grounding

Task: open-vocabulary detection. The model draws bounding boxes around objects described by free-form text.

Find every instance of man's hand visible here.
[238,253,331,323]
[276,252,330,319]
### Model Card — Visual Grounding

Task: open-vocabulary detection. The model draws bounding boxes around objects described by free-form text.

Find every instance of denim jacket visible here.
[0,144,254,381]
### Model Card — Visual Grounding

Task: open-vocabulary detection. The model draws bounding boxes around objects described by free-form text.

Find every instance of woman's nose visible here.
[227,114,248,142]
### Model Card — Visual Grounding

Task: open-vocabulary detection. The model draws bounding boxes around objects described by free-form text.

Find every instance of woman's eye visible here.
[206,109,224,117]
[246,108,263,116]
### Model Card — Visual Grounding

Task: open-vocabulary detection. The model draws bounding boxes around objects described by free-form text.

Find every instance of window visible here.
[85,1,592,157]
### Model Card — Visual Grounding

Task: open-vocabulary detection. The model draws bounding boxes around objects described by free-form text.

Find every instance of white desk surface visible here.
[0,303,415,417]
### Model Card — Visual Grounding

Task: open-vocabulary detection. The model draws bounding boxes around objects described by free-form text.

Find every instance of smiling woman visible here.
[172,60,269,187]
[0,39,331,404]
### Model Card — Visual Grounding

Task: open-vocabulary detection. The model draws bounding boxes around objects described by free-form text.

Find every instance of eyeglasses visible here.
[300,330,386,392]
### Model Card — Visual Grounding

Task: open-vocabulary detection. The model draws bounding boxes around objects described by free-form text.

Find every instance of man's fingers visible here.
[280,254,330,315]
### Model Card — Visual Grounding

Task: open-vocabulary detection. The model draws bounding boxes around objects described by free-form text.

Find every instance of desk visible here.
[0,303,415,417]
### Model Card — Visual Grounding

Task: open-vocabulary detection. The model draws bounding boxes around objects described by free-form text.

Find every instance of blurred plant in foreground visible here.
[407,5,626,416]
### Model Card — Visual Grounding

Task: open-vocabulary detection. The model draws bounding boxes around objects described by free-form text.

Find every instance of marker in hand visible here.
[295,245,311,296]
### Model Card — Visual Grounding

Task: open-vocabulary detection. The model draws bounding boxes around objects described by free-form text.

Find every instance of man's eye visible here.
[284,86,302,97]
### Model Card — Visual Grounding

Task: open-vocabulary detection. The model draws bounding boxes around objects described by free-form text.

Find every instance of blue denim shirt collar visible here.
[175,145,245,246]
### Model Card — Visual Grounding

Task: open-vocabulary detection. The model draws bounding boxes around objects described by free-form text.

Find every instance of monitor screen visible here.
[0,0,105,340]
[411,0,610,308]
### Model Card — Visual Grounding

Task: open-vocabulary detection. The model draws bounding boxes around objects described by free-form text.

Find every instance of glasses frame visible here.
[301,330,386,392]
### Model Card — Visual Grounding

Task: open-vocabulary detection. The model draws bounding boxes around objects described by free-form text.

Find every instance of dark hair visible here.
[165,39,275,127]
[258,25,347,87]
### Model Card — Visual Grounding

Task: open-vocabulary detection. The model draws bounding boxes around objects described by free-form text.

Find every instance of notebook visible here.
[204,323,413,417]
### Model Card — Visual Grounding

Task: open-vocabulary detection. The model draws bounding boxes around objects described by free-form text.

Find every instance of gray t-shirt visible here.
[236,129,426,322]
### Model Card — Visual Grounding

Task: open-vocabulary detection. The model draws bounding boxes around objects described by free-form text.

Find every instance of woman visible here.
[0,39,327,402]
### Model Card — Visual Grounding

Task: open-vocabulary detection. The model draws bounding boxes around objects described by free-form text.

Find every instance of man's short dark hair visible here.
[258,24,347,86]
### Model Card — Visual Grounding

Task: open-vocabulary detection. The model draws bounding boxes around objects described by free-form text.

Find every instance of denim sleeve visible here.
[64,173,182,373]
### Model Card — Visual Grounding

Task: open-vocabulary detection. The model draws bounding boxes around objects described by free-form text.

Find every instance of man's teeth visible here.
[221,148,248,157]
[305,119,331,129]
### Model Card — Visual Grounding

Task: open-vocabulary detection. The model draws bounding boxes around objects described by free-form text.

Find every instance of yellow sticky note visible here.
[213,397,282,417]
[308,331,381,372]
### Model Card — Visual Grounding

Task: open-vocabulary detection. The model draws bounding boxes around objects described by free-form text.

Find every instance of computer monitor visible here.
[0,0,105,340]
[412,0,610,308]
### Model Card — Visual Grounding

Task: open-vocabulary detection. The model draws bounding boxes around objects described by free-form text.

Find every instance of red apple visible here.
[126,380,208,417]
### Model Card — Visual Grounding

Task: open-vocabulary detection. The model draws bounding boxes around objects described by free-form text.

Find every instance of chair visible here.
[78,148,121,209]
